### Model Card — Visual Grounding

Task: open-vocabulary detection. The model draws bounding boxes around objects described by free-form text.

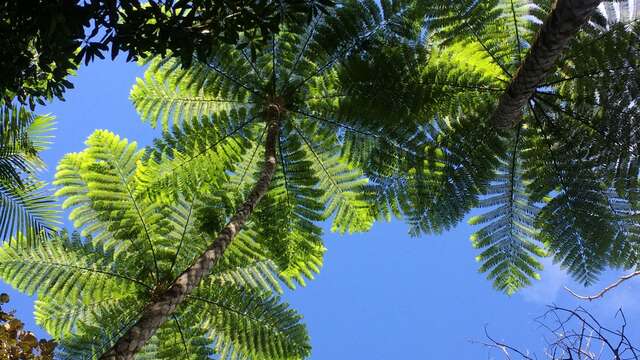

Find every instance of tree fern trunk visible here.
[491,0,601,128]
[101,114,281,360]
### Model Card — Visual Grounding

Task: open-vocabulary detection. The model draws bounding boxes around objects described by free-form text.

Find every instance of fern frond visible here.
[469,127,546,294]
[0,105,58,243]
[292,120,373,233]
[137,316,212,360]
[55,130,179,281]
[136,111,253,202]
[187,284,310,360]
[0,178,59,243]
[0,233,146,304]
[55,295,145,359]
[131,53,259,130]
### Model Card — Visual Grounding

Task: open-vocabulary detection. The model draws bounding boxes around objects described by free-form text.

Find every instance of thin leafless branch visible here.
[476,306,639,359]
[565,270,640,301]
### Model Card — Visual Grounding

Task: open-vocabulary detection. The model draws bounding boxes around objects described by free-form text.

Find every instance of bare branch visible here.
[565,270,640,301]
[476,306,640,359]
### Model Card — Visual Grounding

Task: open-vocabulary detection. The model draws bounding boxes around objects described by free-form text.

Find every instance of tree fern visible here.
[437,0,640,288]
[0,223,308,359]
[29,129,317,359]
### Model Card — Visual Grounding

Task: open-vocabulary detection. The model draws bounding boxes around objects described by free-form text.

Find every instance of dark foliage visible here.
[0,0,333,108]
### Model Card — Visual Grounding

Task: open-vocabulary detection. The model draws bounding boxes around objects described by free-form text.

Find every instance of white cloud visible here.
[519,258,569,304]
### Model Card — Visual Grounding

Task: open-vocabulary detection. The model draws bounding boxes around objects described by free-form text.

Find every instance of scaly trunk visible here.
[491,0,601,128]
[101,114,281,359]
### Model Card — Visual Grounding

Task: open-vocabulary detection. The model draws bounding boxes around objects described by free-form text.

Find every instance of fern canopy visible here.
[129,0,640,293]
[0,129,314,359]
[456,0,640,290]
[2,3,639,358]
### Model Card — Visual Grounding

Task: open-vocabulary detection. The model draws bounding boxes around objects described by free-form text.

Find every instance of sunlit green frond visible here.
[469,127,546,294]
[244,206,325,289]
[211,258,283,293]
[131,54,258,130]
[224,135,326,289]
[187,284,310,360]
[55,130,180,281]
[292,120,373,233]
[0,233,146,304]
[137,317,212,360]
[55,296,145,359]
[54,152,112,242]
[137,110,253,202]
[35,295,138,343]
[430,0,542,74]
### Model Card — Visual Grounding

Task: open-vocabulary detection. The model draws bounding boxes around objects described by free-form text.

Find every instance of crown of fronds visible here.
[458,0,640,290]
[0,130,318,359]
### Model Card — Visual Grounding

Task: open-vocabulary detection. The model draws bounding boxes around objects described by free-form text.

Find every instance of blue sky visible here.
[2,58,639,359]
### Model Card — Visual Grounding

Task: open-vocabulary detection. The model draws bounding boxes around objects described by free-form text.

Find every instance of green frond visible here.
[224,133,326,289]
[54,130,178,281]
[137,110,253,202]
[536,188,614,285]
[35,295,138,340]
[131,54,258,130]
[469,127,546,294]
[137,317,212,360]
[0,104,58,243]
[364,102,504,236]
[430,0,542,73]
[523,116,619,285]
[211,258,284,294]
[605,188,640,269]
[0,233,146,304]
[238,222,325,290]
[291,120,374,233]
[55,296,145,359]
[0,178,59,243]
[187,284,311,360]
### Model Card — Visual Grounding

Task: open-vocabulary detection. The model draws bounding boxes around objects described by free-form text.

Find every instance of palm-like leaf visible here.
[0,104,58,243]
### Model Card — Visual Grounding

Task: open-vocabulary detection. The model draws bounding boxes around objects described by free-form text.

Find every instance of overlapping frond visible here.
[605,188,640,268]
[54,131,175,281]
[428,0,545,75]
[187,284,311,360]
[227,132,325,288]
[291,120,373,233]
[136,110,253,202]
[523,106,627,284]
[0,104,58,243]
[136,317,212,360]
[0,178,59,243]
[0,233,145,305]
[469,127,545,294]
[55,295,145,359]
[131,54,259,130]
